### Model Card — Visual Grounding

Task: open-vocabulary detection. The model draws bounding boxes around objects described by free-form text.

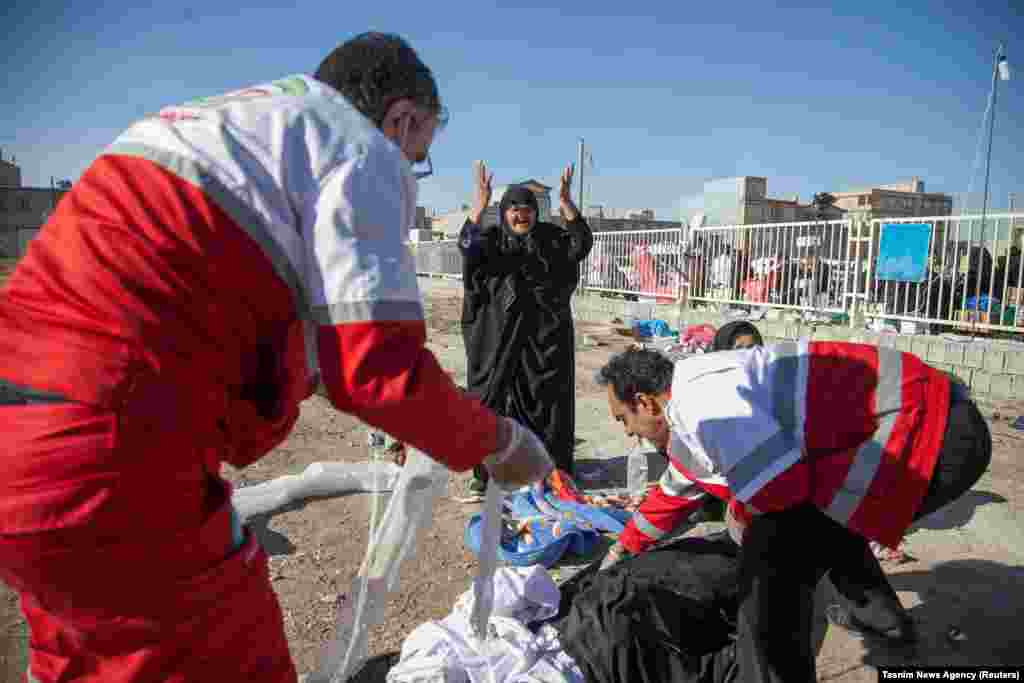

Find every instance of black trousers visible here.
[736,398,992,683]
[471,390,576,485]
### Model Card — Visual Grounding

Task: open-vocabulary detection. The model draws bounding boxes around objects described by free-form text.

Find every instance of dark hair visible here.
[314,32,441,127]
[594,348,674,406]
[711,321,764,352]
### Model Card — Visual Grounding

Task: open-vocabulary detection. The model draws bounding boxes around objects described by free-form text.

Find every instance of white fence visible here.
[411,213,1024,334]
[861,214,1024,334]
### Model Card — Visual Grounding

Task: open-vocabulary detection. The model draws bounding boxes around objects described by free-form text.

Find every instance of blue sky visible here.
[3,1,1023,220]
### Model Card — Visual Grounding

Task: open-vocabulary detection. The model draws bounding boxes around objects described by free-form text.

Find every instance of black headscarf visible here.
[711,321,764,352]
[498,184,540,238]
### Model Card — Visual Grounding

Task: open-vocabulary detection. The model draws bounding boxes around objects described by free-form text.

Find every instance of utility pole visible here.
[1011,192,1017,233]
[977,43,1011,313]
[577,138,586,220]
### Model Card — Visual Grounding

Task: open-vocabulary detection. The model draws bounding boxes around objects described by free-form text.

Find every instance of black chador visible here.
[458,185,592,475]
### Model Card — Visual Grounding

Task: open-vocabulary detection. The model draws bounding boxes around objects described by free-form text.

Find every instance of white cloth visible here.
[387,567,584,683]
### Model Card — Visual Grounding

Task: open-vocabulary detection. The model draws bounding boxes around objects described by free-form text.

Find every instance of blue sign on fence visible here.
[876,223,932,282]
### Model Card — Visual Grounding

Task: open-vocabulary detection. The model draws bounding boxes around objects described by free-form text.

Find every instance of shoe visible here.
[825,604,919,647]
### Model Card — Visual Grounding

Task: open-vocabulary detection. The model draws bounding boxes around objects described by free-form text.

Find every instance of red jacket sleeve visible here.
[619,460,709,554]
[317,319,497,472]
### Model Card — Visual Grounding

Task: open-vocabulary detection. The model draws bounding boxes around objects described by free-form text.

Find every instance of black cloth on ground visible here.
[459,187,592,476]
[547,532,742,683]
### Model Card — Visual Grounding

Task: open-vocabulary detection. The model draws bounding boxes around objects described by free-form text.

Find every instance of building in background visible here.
[583,205,681,232]
[684,176,845,229]
[829,177,953,222]
[1,154,22,186]
[408,206,437,242]
[0,151,71,259]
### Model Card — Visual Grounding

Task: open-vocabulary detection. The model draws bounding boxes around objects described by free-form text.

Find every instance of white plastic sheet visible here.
[307,448,448,683]
[231,461,402,521]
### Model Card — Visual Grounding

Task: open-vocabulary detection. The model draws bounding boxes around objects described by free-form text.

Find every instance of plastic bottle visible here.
[626,443,649,494]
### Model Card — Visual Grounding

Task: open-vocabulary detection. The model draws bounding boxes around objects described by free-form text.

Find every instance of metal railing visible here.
[862,214,1024,334]
[411,239,462,279]
[579,228,685,301]
[688,219,854,314]
[411,213,1024,334]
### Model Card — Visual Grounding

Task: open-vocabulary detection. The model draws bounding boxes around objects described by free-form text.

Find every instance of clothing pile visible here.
[464,478,632,569]
[387,565,583,683]
[668,324,717,356]
[387,533,743,683]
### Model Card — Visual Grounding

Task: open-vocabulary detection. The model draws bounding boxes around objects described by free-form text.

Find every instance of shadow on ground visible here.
[825,558,1024,668]
[242,491,384,558]
[907,490,1008,534]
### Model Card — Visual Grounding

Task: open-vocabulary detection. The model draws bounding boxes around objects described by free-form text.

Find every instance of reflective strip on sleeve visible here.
[825,348,903,524]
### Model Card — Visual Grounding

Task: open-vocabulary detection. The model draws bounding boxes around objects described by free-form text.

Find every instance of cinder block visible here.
[923,340,944,362]
[908,337,931,359]
[943,342,966,366]
[786,324,803,339]
[831,328,856,342]
[970,370,993,396]
[963,346,985,368]
[894,335,913,352]
[983,350,1007,374]
[813,326,838,341]
[990,374,1015,400]
[1004,351,1024,375]
[760,321,786,339]
[859,331,881,347]
[877,334,898,348]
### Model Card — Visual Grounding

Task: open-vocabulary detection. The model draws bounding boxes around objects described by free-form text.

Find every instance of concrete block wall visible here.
[570,294,1024,407]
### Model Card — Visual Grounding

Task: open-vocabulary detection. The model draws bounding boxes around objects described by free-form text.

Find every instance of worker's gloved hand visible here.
[482,417,554,491]
[725,499,749,545]
[599,540,629,571]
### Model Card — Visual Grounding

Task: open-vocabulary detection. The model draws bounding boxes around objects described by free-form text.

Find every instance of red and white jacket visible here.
[0,74,497,472]
[619,340,951,553]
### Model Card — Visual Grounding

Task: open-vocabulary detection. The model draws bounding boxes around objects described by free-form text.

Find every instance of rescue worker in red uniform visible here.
[596,344,990,683]
[0,33,553,682]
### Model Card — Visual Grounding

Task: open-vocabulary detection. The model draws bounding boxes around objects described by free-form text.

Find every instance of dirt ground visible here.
[2,281,1023,681]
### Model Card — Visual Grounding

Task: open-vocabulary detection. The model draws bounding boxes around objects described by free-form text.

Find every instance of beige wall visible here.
[831,187,953,219]
[0,188,69,258]
[0,160,21,187]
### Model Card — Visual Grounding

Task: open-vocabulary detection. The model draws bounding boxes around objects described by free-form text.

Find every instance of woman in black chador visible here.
[458,162,593,495]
